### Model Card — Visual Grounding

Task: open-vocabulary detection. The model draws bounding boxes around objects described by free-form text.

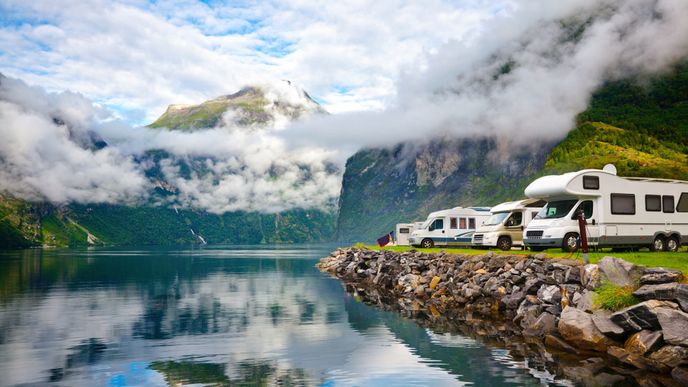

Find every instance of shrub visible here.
[593,282,639,311]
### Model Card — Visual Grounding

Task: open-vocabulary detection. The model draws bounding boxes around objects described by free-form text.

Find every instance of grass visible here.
[357,244,688,273]
[594,282,639,311]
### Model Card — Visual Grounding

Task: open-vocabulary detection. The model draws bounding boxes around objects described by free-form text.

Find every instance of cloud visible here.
[284,0,688,151]
[0,74,341,213]
[0,0,499,124]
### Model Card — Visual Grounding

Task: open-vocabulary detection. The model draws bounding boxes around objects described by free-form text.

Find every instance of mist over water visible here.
[0,246,567,386]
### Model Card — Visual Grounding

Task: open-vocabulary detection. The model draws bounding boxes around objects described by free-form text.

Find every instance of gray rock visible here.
[591,310,626,341]
[607,346,667,372]
[597,256,642,287]
[633,283,688,311]
[610,300,678,333]
[565,267,582,284]
[558,306,610,351]
[624,330,663,355]
[537,284,561,304]
[523,312,557,337]
[656,307,688,346]
[640,267,683,285]
[582,264,600,290]
[648,345,688,367]
[500,290,525,310]
[544,334,579,354]
[523,277,543,295]
[572,289,595,312]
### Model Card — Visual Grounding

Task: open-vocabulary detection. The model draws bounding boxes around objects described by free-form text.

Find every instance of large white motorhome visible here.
[394,222,424,246]
[523,165,688,252]
[409,207,491,248]
[472,198,546,250]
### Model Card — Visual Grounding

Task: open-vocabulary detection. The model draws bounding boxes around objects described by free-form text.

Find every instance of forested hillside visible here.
[337,62,688,242]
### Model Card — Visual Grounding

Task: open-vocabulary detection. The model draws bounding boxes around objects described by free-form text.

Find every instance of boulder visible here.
[582,264,600,290]
[544,334,579,354]
[648,345,688,368]
[537,284,561,304]
[607,346,667,372]
[572,289,595,312]
[624,330,663,355]
[591,310,626,341]
[523,312,557,337]
[672,367,688,385]
[633,283,688,312]
[656,307,688,346]
[640,267,682,285]
[558,306,610,351]
[610,300,678,333]
[500,290,525,310]
[597,256,642,287]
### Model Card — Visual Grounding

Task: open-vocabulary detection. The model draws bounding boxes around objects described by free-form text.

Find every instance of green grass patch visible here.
[594,282,639,311]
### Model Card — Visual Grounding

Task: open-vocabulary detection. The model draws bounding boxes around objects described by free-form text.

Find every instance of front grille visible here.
[473,234,483,242]
[526,230,544,239]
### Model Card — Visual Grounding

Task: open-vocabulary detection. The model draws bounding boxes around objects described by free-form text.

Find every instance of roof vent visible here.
[603,164,617,175]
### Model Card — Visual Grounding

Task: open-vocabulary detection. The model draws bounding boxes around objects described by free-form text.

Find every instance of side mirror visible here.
[521,226,524,231]
[592,219,596,226]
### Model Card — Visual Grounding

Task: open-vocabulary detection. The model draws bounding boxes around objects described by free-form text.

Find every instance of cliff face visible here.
[337,62,688,243]
[337,138,551,242]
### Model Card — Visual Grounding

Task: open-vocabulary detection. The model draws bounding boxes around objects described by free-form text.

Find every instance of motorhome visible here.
[394,222,423,246]
[523,165,688,252]
[408,207,491,248]
[472,199,546,250]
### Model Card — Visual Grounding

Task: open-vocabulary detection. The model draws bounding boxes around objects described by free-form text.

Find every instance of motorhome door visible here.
[571,200,599,245]
[504,211,524,245]
[428,217,446,241]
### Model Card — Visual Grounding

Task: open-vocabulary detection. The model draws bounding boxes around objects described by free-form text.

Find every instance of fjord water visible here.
[0,245,561,386]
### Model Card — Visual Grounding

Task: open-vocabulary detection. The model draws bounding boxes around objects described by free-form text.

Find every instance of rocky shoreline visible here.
[318,248,688,385]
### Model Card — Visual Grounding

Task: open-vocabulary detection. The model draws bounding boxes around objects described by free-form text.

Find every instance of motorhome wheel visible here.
[666,237,679,252]
[650,235,665,252]
[421,238,434,248]
[562,233,579,253]
[497,236,512,251]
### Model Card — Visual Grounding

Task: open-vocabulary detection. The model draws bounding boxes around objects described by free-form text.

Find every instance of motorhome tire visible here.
[497,236,512,251]
[666,236,679,252]
[562,233,579,253]
[650,235,665,252]
[421,238,434,249]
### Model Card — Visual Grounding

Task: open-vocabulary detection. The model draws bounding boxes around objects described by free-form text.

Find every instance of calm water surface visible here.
[0,245,563,386]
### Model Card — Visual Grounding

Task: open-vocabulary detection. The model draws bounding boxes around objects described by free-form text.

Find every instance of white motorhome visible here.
[472,199,546,250]
[523,165,688,252]
[395,222,423,246]
[409,207,491,248]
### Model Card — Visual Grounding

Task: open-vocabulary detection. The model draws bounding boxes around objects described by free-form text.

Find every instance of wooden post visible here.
[577,209,589,264]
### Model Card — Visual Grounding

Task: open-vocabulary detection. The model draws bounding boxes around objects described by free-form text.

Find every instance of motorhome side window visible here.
[645,195,661,212]
[468,218,476,229]
[663,195,675,213]
[571,200,593,219]
[430,219,443,230]
[583,175,599,190]
[678,193,688,212]
[611,194,635,215]
[506,212,522,226]
[459,218,467,229]
[450,217,458,229]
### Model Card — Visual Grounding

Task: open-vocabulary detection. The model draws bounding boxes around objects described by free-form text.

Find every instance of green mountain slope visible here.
[336,62,688,242]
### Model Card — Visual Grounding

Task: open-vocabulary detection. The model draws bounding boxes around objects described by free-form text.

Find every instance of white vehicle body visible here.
[523,167,688,252]
[395,223,422,246]
[471,199,546,250]
[409,207,491,248]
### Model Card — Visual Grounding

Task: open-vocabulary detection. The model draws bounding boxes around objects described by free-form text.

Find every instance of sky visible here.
[0,0,507,124]
[1,0,687,213]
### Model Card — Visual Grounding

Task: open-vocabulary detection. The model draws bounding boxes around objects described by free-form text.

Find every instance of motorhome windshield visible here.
[484,212,509,226]
[537,199,578,219]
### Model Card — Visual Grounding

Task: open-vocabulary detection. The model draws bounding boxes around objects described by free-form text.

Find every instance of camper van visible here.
[472,199,546,250]
[523,165,688,252]
[408,207,491,248]
[395,222,423,246]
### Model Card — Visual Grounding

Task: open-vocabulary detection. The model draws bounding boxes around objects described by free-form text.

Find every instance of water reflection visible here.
[0,246,566,386]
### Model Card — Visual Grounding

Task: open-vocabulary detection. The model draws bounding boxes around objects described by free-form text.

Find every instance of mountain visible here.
[0,81,336,248]
[336,61,688,242]
[149,81,326,131]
